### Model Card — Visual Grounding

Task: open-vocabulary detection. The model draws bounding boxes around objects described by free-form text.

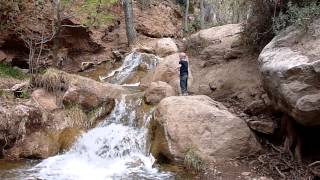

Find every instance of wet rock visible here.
[5,131,60,159]
[258,18,320,126]
[241,172,251,176]
[152,53,193,93]
[144,81,176,105]
[58,128,83,152]
[247,120,275,135]
[154,38,178,57]
[244,100,268,116]
[32,89,60,112]
[112,50,125,61]
[134,46,155,54]
[63,86,110,111]
[80,62,95,71]
[150,95,260,162]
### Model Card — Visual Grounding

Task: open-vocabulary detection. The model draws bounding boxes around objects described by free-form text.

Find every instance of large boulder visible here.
[0,101,44,158]
[144,81,176,105]
[154,38,178,57]
[152,53,193,93]
[258,18,320,126]
[150,95,260,162]
[186,24,243,68]
[5,131,60,159]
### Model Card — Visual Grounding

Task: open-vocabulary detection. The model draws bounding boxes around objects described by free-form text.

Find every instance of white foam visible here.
[30,96,172,180]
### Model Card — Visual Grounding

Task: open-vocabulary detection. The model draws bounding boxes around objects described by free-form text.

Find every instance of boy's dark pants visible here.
[180,74,188,94]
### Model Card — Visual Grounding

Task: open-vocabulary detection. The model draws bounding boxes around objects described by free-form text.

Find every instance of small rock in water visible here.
[241,172,251,176]
[80,62,95,71]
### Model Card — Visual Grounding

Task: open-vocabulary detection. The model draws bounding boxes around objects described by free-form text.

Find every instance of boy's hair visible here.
[179,53,186,59]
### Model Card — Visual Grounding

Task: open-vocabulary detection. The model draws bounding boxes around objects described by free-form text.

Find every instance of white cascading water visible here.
[100,52,159,84]
[22,53,172,180]
[30,95,173,180]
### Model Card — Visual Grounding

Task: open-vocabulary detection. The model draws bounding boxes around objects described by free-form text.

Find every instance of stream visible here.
[0,52,180,180]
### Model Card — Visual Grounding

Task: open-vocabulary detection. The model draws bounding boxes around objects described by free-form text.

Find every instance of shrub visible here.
[184,147,205,171]
[241,0,320,52]
[30,68,69,92]
[273,1,320,34]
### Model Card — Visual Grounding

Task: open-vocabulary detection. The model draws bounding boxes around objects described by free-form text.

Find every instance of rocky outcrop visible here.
[258,18,320,126]
[144,81,176,105]
[203,0,251,26]
[1,69,123,159]
[154,38,178,57]
[0,101,43,153]
[135,1,181,38]
[186,24,243,66]
[152,53,193,93]
[150,95,260,162]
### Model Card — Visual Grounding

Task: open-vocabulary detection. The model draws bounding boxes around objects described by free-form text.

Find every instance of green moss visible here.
[0,63,27,80]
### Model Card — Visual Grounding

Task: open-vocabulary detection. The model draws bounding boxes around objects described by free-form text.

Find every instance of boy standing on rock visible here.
[177,53,189,96]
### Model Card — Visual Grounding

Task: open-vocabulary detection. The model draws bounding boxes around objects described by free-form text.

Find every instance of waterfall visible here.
[30,94,173,180]
[100,52,159,85]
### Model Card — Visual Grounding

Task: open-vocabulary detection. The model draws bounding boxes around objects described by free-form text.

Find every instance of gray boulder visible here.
[258,18,320,126]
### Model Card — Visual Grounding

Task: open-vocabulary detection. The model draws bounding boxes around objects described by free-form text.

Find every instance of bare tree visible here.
[52,0,62,68]
[200,0,205,29]
[123,0,137,45]
[183,0,190,33]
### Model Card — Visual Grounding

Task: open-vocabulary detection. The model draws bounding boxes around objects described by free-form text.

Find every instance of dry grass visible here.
[31,68,69,92]
[184,147,205,171]
[64,105,89,129]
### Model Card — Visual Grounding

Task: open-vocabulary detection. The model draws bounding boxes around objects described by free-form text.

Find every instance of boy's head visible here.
[179,53,186,60]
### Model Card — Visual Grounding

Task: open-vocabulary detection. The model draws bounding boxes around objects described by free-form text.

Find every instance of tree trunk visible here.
[123,0,137,46]
[200,0,205,29]
[183,0,189,33]
[52,0,61,68]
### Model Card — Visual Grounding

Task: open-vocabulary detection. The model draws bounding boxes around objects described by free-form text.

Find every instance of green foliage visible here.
[273,1,320,34]
[184,147,205,171]
[0,63,27,80]
[77,0,118,27]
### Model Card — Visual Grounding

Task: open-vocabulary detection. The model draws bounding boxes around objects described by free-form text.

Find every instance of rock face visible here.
[135,1,181,38]
[203,0,251,26]
[152,53,193,93]
[0,102,43,152]
[144,81,176,105]
[258,18,320,126]
[150,95,260,161]
[154,38,178,57]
